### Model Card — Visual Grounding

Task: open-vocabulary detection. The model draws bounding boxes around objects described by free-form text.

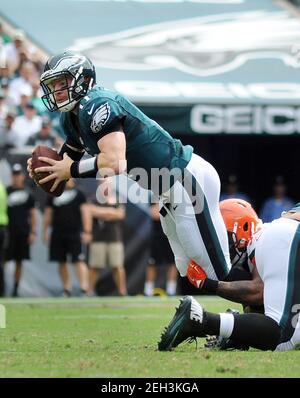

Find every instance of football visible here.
[32,145,66,197]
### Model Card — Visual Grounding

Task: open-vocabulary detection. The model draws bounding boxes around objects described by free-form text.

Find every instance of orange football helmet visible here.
[220,198,261,254]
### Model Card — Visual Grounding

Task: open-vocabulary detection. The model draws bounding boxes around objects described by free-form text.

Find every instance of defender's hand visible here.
[187,260,207,289]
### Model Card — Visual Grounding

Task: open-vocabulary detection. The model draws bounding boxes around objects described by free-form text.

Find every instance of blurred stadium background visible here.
[0,0,300,298]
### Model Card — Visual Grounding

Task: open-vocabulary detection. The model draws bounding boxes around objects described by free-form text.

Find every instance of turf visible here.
[0,296,299,378]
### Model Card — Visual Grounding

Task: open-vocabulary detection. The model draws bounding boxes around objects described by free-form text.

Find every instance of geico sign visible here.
[190,105,300,134]
[115,81,300,100]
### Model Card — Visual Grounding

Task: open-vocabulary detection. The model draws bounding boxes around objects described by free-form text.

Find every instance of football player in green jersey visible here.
[27,51,231,283]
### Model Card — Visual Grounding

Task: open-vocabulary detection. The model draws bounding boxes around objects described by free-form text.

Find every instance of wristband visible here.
[201,278,219,294]
[70,156,98,178]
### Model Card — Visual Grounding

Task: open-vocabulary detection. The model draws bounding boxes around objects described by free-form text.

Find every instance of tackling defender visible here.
[188,199,263,303]
[27,50,231,282]
[158,201,300,351]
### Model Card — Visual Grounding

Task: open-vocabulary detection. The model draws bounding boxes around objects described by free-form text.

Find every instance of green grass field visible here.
[0,296,299,378]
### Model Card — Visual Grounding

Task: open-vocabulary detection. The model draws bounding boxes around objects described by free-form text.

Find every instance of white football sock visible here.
[166,280,177,296]
[144,281,154,296]
[219,313,234,338]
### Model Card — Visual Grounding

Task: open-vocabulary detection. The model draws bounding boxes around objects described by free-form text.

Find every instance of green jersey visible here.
[60,86,193,190]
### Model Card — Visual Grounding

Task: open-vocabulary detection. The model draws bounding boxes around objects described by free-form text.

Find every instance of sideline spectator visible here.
[43,179,90,296]
[7,61,36,105]
[16,87,32,116]
[0,89,9,122]
[4,31,38,76]
[0,109,17,149]
[0,22,11,45]
[11,101,42,146]
[0,74,11,102]
[220,174,250,202]
[5,164,36,297]
[87,178,127,297]
[26,116,58,148]
[260,176,294,222]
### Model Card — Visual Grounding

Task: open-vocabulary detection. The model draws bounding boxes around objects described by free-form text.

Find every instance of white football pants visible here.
[159,153,231,281]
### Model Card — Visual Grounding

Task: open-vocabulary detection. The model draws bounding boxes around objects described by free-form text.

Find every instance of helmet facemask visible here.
[40,51,95,113]
[228,230,246,266]
[228,219,261,266]
[41,67,93,112]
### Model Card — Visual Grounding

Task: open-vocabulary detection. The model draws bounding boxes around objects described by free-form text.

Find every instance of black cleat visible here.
[158,296,207,351]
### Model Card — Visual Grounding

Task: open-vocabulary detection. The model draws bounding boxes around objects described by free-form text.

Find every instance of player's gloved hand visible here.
[187,260,207,289]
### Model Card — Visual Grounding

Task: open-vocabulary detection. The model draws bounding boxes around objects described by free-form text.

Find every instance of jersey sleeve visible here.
[82,98,125,141]
[65,136,84,152]
[59,141,85,161]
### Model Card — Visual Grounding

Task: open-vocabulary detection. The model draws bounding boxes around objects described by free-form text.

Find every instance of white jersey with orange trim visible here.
[247,217,300,351]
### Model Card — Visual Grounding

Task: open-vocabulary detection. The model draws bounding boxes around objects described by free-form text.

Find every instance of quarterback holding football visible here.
[28,50,232,284]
